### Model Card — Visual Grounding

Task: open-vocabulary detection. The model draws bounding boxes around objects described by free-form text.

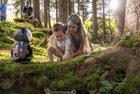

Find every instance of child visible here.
[47,22,72,61]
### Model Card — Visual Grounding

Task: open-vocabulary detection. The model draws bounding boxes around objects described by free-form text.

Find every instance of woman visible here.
[63,13,93,60]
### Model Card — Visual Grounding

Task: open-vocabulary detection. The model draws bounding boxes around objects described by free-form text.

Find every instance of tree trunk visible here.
[33,0,42,27]
[77,0,80,14]
[125,0,140,34]
[72,0,75,13]
[44,0,50,28]
[58,0,69,23]
[44,0,48,28]
[29,0,32,6]
[92,0,98,40]
[111,0,127,45]
[49,10,51,28]
[56,0,58,22]
[21,0,24,18]
[102,0,106,40]
[82,0,85,22]
[68,0,72,16]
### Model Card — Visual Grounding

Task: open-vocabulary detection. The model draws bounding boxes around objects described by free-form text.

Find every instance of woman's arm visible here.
[63,43,72,60]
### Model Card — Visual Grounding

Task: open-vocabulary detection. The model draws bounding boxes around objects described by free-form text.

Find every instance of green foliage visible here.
[84,18,115,43]
[118,33,140,48]
[118,33,140,56]
[0,18,139,93]
[32,31,46,39]
[114,76,140,94]
[84,19,92,33]
[2,63,20,76]
[0,79,12,90]
[50,73,84,90]
[37,76,49,88]
[90,50,102,57]
[86,73,101,90]
[98,81,115,94]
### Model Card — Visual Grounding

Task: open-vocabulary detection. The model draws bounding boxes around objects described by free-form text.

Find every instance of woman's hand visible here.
[63,51,71,60]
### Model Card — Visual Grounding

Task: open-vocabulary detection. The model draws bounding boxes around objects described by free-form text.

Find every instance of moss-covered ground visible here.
[0,21,140,94]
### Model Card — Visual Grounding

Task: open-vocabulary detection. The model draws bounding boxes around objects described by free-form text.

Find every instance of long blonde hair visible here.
[67,13,93,53]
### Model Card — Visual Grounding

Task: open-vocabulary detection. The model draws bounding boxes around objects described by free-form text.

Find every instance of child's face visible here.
[68,20,79,35]
[54,31,65,42]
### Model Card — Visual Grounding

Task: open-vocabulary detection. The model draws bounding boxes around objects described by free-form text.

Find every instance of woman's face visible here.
[68,20,79,35]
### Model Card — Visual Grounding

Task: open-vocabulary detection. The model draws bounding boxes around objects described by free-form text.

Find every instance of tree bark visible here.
[68,0,72,16]
[125,0,140,34]
[102,0,106,40]
[21,0,24,18]
[44,0,48,28]
[58,0,69,23]
[111,0,127,45]
[92,0,98,40]
[56,0,58,22]
[33,0,42,27]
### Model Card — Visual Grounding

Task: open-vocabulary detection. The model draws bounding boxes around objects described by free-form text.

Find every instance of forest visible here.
[0,0,140,94]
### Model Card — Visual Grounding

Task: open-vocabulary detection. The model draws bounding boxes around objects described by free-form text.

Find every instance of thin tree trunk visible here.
[72,0,75,13]
[82,0,85,22]
[68,0,72,16]
[33,0,42,27]
[56,0,58,22]
[111,0,127,45]
[49,12,51,28]
[44,0,48,28]
[58,0,68,23]
[108,0,111,35]
[92,0,98,40]
[102,0,106,40]
[77,0,80,14]
[21,0,24,18]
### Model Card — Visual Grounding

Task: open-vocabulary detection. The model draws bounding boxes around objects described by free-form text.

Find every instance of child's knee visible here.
[47,46,54,53]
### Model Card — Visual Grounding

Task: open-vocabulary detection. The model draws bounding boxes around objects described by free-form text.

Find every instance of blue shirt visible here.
[0,3,7,17]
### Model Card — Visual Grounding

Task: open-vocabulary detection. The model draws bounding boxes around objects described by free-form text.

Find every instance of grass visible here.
[0,50,10,60]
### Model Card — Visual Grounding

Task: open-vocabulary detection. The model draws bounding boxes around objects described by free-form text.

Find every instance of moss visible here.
[90,50,102,57]
[32,31,46,39]
[114,76,140,94]
[0,36,14,44]
[0,79,12,90]
[98,81,115,94]
[49,73,84,91]
[85,73,101,90]
[37,75,49,88]
[118,33,140,48]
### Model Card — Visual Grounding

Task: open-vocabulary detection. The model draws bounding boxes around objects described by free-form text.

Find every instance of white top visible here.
[55,36,71,50]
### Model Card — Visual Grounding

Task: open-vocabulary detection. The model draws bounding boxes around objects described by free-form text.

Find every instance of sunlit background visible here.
[7,0,14,21]
[110,0,118,10]
[6,0,118,21]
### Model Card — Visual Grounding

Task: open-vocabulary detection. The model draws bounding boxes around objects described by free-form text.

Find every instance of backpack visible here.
[11,41,32,62]
[13,28,32,42]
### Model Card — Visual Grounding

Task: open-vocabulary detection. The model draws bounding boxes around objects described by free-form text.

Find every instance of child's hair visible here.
[52,22,65,34]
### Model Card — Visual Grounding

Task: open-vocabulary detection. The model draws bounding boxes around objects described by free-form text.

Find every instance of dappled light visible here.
[0,0,140,93]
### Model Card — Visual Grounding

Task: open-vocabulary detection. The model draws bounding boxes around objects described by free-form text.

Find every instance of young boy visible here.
[47,22,72,61]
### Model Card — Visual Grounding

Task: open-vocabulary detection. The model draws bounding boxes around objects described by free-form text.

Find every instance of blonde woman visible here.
[63,13,93,60]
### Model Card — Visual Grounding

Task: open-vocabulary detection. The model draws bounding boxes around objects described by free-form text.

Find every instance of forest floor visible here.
[0,20,140,94]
